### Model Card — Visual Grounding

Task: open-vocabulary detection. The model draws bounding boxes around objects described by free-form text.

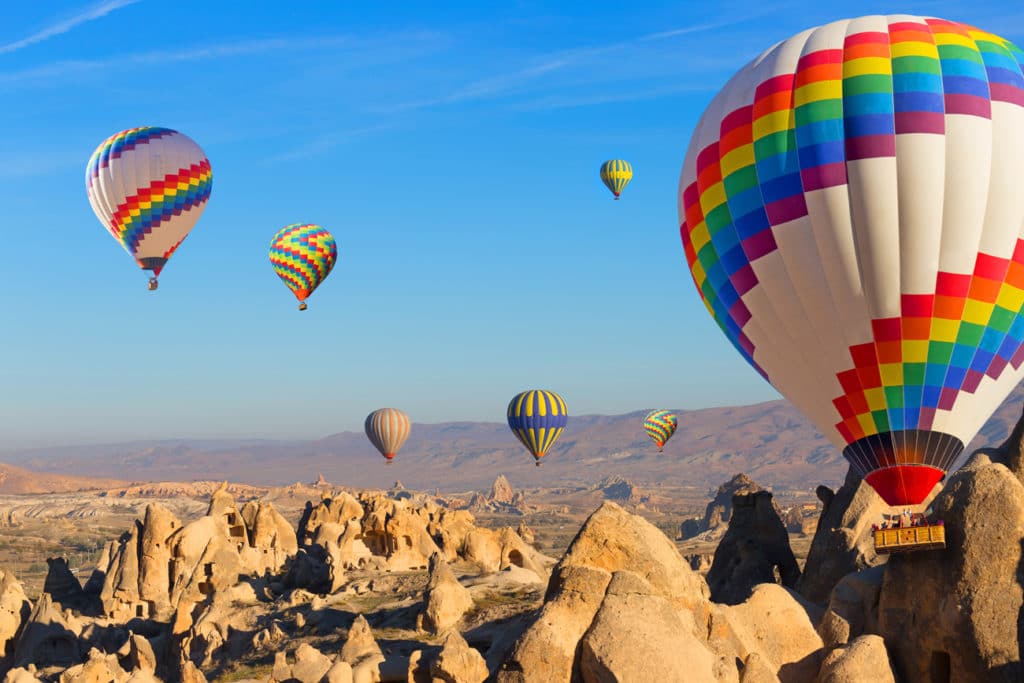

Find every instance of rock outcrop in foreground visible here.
[497,501,824,683]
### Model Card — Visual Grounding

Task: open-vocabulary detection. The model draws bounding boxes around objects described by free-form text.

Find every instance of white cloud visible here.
[0,0,141,54]
[0,31,444,87]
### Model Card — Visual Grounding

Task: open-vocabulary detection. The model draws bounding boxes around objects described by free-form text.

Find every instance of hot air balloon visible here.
[678,15,1024,513]
[507,390,568,466]
[643,410,678,452]
[365,408,411,464]
[269,224,338,311]
[600,160,632,200]
[86,127,212,290]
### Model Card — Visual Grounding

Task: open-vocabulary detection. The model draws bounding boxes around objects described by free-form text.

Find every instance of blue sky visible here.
[0,0,1021,448]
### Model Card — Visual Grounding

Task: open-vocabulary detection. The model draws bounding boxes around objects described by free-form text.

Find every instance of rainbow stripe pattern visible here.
[678,16,1024,505]
[642,410,678,451]
[86,127,212,278]
[268,224,338,306]
[507,389,568,464]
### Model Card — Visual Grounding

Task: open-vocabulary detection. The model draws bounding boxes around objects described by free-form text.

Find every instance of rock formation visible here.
[430,631,488,683]
[877,451,1024,681]
[816,566,884,650]
[711,584,824,683]
[797,468,888,605]
[270,643,333,683]
[579,570,713,682]
[595,475,640,503]
[98,490,296,622]
[419,552,473,634]
[783,504,819,535]
[338,615,385,682]
[706,491,801,605]
[680,473,763,541]
[489,475,514,505]
[816,635,895,683]
[497,501,832,683]
[287,492,551,595]
[468,475,527,514]
[497,502,711,682]
[0,570,29,663]
[13,593,85,669]
[42,559,85,611]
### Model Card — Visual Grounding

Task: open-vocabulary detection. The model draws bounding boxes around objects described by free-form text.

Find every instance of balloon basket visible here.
[147,278,159,291]
[872,518,945,555]
[298,302,308,311]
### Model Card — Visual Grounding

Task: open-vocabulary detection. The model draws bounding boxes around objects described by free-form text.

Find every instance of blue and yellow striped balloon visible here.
[269,224,338,311]
[643,410,678,452]
[507,389,568,466]
[599,159,632,200]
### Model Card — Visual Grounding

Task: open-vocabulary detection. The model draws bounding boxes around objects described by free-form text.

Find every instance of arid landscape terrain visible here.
[0,469,824,683]
[0,389,1022,682]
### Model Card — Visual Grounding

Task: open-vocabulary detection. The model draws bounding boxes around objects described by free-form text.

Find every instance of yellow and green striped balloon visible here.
[507,389,568,466]
[643,410,678,452]
[599,159,632,200]
[269,224,338,311]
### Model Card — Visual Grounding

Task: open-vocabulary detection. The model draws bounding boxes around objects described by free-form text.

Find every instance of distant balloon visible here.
[85,127,212,290]
[678,15,1024,505]
[643,410,678,452]
[365,408,411,464]
[268,224,338,311]
[600,159,632,200]
[507,390,568,466]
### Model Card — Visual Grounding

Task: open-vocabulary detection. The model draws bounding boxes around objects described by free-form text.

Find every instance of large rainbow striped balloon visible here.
[678,16,1024,506]
[269,224,338,311]
[86,127,212,287]
[507,389,568,466]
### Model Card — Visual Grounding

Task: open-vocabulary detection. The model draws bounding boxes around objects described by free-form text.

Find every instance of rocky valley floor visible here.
[6,455,1015,682]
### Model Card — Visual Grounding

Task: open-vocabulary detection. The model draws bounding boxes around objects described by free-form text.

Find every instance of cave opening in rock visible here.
[930,650,950,683]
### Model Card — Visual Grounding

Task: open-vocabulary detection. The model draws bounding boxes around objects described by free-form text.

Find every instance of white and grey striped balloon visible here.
[364,408,411,463]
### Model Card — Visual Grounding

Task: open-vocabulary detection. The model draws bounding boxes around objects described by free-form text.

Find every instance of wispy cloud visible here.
[0,0,141,55]
[264,124,395,164]
[0,31,444,88]
[513,83,721,111]
[370,13,785,114]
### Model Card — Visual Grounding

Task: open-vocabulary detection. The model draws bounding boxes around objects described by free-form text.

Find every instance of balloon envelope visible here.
[507,390,568,463]
[269,224,338,306]
[86,127,212,281]
[643,410,678,451]
[365,408,411,461]
[600,160,632,199]
[678,16,1024,506]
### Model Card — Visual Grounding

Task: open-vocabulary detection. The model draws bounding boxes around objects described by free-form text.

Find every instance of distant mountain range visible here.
[0,461,127,494]
[4,384,1023,494]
